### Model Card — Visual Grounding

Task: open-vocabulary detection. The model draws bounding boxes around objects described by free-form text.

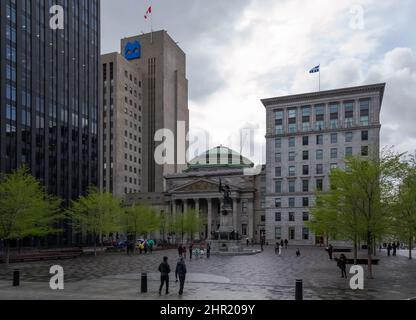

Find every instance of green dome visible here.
[186,146,254,171]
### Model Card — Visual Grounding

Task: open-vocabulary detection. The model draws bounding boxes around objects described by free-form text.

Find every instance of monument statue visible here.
[219,178,232,208]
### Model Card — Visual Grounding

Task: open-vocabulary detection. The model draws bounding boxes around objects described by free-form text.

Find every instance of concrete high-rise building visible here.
[0,1,100,201]
[101,30,189,197]
[121,31,189,193]
[101,53,143,197]
[262,84,385,245]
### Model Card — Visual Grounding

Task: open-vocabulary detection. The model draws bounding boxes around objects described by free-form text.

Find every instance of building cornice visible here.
[261,83,386,108]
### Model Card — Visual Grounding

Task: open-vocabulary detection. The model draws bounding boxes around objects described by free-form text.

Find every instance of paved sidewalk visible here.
[0,246,415,300]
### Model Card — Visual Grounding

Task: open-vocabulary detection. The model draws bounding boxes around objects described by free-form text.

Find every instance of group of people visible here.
[126,240,154,255]
[386,242,400,257]
[158,256,187,296]
[177,243,211,260]
[274,239,289,255]
[325,244,348,279]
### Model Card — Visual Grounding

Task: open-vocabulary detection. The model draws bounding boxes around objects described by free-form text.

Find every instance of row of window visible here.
[274,100,371,134]
[275,226,310,241]
[275,146,369,164]
[275,179,319,194]
[275,196,313,208]
[275,212,309,222]
[124,176,141,186]
[277,131,369,149]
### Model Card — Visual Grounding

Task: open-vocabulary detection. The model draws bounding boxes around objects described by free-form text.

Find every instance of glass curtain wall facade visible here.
[0,0,100,245]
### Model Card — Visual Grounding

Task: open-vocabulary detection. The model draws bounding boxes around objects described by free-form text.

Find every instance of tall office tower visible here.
[262,84,385,245]
[0,1,100,242]
[101,53,143,197]
[120,30,189,193]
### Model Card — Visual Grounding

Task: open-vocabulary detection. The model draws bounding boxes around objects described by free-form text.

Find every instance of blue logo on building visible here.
[124,40,141,60]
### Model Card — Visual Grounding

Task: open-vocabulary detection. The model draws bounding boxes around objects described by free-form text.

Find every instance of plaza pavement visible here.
[0,246,415,300]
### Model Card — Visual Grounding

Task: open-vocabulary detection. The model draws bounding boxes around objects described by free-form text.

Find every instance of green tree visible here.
[0,167,62,264]
[68,187,122,256]
[183,209,205,241]
[123,204,161,241]
[390,161,416,259]
[309,150,404,278]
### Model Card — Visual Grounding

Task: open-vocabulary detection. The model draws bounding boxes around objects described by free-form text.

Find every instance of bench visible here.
[0,250,82,264]
[334,254,379,265]
[333,248,352,253]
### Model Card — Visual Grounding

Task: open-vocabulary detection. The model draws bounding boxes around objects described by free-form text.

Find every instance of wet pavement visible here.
[0,246,415,300]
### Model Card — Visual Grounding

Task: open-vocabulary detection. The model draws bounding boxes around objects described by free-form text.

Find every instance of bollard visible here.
[141,273,148,293]
[13,270,20,287]
[295,279,303,300]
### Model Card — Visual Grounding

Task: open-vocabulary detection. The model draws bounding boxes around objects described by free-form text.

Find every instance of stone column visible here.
[248,199,254,241]
[194,199,200,215]
[207,198,212,240]
[183,199,188,213]
[194,199,200,240]
[233,198,238,235]
[172,200,177,215]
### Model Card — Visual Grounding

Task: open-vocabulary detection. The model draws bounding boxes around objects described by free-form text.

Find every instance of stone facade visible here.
[101,30,189,197]
[261,83,385,246]
[125,147,266,244]
[101,53,143,197]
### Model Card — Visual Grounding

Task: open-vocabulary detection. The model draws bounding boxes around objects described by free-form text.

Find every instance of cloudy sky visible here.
[101,0,416,164]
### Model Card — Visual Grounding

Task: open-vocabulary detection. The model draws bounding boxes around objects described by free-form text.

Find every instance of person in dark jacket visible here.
[326,244,334,260]
[178,245,183,258]
[158,257,171,295]
[175,257,187,295]
[206,243,211,259]
[284,239,289,249]
[387,243,392,256]
[189,244,193,260]
[337,254,348,278]
[392,242,397,256]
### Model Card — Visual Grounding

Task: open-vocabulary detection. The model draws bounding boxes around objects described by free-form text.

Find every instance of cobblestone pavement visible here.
[0,246,415,300]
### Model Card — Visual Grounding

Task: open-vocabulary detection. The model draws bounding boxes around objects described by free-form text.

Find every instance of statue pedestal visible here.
[210,204,261,256]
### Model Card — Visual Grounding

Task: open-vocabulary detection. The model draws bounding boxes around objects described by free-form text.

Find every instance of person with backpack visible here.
[175,257,187,296]
[337,254,348,278]
[158,256,171,295]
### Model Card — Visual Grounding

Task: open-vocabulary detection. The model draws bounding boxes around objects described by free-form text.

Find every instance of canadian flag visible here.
[144,6,152,19]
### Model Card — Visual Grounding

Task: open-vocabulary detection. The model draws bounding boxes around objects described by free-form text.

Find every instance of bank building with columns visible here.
[125,146,266,244]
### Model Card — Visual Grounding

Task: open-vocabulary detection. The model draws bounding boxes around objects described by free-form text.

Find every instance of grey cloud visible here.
[101,0,252,101]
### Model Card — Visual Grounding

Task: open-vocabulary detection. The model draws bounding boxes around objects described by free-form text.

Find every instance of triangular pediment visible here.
[172,179,220,193]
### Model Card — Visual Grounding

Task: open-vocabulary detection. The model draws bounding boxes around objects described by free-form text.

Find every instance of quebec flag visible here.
[309,65,320,73]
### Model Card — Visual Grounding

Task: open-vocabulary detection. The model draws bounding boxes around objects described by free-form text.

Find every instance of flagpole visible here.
[150,0,153,44]
[319,69,321,92]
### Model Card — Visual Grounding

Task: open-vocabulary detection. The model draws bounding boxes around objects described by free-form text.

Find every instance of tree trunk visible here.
[94,235,97,257]
[409,237,413,260]
[353,237,358,265]
[367,233,373,279]
[5,240,10,265]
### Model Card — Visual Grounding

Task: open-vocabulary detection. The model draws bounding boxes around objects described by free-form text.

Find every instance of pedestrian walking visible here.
[175,257,187,296]
[189,244,193,260]
[278,244,282,256]
[326,244,334,260]
[207,243,211,259]
[144,241,148,254]
[337,254,348,278]
[246,238,250,247]
[275,242,279,255]
[280,240,284,249]
[178,245,183,258]
[387,243,392,256]
[392,242,397,256]
[182,245,187,259]
[285,239,289,249]
[158,256,171,295]
[296,248,301,257]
